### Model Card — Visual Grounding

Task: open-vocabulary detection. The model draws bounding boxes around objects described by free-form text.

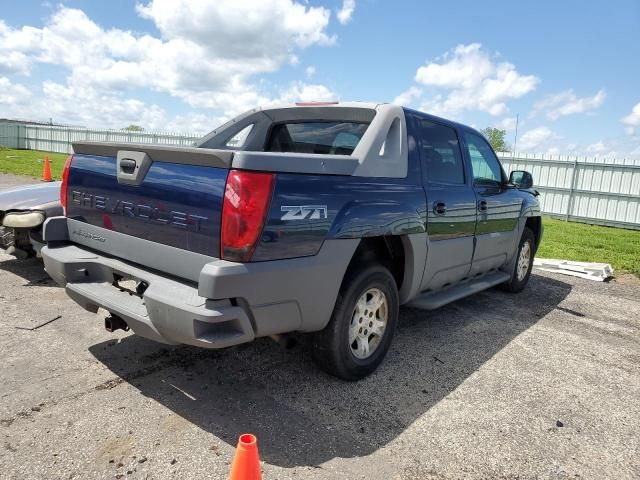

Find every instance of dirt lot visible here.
[0,173,40,189]
[1,180,639,480]
[1,256,639,480]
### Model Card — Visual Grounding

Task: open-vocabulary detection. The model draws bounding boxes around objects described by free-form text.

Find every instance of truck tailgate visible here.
[66,145,230,259]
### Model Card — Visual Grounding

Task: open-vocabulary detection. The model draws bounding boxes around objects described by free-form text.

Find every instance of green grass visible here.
[538,217,640,277]
[0,147,68,180]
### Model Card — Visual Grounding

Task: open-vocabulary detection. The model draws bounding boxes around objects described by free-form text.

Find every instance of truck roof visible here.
[258,101,384,111]
[205,101,473,140]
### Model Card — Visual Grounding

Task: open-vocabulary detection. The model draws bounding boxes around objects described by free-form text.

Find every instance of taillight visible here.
[60,154,73,214]
[221,169,275,262]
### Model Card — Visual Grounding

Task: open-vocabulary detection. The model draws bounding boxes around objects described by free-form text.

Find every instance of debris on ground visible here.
[534,258,613,281]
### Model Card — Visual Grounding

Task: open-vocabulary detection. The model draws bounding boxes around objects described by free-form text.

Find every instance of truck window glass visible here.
[416,120,465,184]
[464,132,503,183]
[266,122,368,155]
[226,124,254,147]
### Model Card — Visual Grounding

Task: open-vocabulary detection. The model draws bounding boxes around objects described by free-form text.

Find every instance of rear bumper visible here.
[43,244,257,347]
[42,217,358,348]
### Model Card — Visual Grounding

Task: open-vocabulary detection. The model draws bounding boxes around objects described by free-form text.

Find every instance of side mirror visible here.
[509,170,533,189]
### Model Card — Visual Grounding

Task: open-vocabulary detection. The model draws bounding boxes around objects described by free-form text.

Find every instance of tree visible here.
[482,127,510,152]
[123,124,144,132]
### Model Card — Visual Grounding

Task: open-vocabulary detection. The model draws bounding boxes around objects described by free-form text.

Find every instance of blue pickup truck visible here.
[42,102,541,380]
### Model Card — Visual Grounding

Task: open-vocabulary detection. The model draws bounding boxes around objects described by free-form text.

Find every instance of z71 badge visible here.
[280,205,328,220]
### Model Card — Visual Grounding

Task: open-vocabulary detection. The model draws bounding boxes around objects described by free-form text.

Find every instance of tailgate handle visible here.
[117,150,152,186]
[120,158,137,174]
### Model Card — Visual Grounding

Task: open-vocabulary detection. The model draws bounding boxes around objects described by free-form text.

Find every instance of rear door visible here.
[411,116,477,291]
[461,130,523,275]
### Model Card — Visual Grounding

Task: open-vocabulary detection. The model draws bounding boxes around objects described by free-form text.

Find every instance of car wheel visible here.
[500,227,535,293]
[312,264,399,381]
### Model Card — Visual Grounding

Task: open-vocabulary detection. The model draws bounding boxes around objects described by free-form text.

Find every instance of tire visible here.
[312,264,399,381]
[500,227,535,293]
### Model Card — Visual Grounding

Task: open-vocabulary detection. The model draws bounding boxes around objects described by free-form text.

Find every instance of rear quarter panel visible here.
[252,172,426,261]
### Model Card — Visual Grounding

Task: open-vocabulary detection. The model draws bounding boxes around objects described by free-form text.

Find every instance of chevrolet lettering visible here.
[70,191,209,232]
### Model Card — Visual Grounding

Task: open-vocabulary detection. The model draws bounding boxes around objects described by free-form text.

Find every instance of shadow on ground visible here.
[89,274,571,468]
[0,255,58,287]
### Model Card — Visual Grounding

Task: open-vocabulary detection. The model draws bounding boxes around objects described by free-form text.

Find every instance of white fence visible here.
[1,121,639,229]
[499,153,640,230]
[0,122,200,153]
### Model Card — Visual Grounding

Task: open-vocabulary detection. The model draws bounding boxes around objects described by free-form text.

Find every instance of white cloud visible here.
[276,81,337,103]
[0,79,168,129]
[39,81,167,129]
[336,0,356,25]
[406,43,538,117]
[136,0,334,51]
[415,44,494,90]
[0,3,338,125]
[0,77,32,107]
[622,101,640,135]
[533,88,606,120]
[497,116,518,130]
[392,86,422,106]
[305,65,316,78]
[586,140,606,154]
[171,80,337,123]
[164,112,227,135]
[518,126,558,151]
[552,138,640,160]
[545,146,560,156]
[0,50,31,76]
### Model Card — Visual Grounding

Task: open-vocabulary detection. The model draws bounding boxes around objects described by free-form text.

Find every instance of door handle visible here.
[433,201,447,216]
[477,200,488,212]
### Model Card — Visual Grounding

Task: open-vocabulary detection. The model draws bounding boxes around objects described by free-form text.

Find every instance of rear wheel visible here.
[312,264,399,381]
[500,227,535,293]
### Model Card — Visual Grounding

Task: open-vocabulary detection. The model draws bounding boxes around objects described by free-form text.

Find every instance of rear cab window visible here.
[266,122,369,155]
[414,118,466,184]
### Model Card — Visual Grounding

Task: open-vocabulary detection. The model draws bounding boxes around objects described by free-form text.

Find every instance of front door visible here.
[462,130,523,275]
[410,116,477,291]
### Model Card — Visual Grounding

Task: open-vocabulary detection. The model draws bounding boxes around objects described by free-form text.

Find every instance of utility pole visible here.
[513,114,519,155]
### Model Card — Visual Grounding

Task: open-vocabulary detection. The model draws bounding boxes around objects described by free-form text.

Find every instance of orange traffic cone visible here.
[229,434,262,480]
[42,155,53,182]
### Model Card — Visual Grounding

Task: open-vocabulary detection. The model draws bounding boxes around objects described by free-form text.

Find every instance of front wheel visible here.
[500,227,535,293]
[312,264,399,381]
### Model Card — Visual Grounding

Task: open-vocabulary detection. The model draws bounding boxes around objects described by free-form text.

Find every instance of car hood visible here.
[0,181,62,211]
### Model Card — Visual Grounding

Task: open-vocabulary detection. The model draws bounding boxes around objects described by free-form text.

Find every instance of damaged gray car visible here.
[0,182,62,258]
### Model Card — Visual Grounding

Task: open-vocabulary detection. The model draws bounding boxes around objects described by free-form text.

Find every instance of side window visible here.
[416,119,465,184]
[225,124,254,148]
[464,132,504,184]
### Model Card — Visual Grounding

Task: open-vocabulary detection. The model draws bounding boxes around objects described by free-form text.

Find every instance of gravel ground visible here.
[1,177,639,479]
[2,256,639,480]
[0,173,40,189]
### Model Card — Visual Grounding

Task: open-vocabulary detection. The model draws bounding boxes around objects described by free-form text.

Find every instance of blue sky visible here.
[1,0,639,158]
